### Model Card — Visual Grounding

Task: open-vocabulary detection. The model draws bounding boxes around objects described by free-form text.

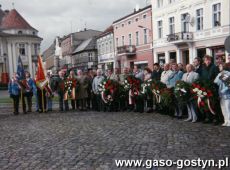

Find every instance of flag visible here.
[36,55,48,89]
[17,56,26,80]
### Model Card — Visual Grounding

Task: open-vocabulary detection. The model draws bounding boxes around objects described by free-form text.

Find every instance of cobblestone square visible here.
[0,108,230,170]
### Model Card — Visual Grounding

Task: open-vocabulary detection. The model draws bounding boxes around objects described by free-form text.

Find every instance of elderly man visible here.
[92,69,104,111]
[133,65,144,81]
[161,63,172,85]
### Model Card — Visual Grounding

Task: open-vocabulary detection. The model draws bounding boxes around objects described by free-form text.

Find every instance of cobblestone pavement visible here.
[0,108,230,170]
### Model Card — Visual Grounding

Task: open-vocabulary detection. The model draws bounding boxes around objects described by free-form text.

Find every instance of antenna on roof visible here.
[12,2,15,9]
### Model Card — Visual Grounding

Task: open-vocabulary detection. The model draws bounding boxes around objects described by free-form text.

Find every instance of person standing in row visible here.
[56,71,68,112]
[92,69,104,112]
[182,64,199,122]
[77,70,88,111]
[8,73,21,115]
[24,71,36,113]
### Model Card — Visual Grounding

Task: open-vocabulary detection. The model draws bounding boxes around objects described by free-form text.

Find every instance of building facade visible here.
[97,26,115,71]
[72,37,98,71]
[0,7,42,82]
[43,29,101,72]
[152,0,230,65]
[113,5,153,70]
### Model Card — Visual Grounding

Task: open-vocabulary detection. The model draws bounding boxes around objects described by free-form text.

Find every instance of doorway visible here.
[182,50,189,65]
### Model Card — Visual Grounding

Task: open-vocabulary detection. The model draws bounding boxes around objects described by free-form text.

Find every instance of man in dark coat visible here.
[56,71,69,111]
[151,63,162,81]
[193,57,202,76]
[201,55,220,124]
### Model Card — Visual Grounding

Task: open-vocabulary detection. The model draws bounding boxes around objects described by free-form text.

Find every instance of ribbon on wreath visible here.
[197,96,215,115]
[101,91,113,104]
[152,89,161,103]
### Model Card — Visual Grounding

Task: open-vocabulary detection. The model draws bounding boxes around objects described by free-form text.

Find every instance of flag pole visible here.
[21,89,23,113]
[42,89,44,112]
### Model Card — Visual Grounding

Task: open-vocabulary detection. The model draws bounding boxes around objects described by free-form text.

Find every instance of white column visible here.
[176,49,181,63]
[12,43,17,75]
[188,43,195,64]
[165,51,170,63]
[7,43,13,78]
[206,48,212,56]
[28,43,33,75]
[154,51,158,63]
[225,51,229,62]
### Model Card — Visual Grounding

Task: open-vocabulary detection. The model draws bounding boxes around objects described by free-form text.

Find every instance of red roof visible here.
[0,9,36,30]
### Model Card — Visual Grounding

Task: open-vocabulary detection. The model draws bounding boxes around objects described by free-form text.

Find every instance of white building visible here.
[152,0,230,65]
[0,7,42,82]
[96,26,115,71]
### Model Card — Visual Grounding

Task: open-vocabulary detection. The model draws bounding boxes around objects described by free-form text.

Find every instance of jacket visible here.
[214,71,230,100]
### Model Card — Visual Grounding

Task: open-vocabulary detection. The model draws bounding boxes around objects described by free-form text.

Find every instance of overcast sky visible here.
[1,0,150,52]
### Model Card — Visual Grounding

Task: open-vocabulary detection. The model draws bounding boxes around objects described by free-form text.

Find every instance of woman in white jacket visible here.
[182,64,199,122]
[214,63,230,127]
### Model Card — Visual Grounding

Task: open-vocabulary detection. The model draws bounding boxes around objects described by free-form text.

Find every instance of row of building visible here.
[0,0,230,83]
[44,0,230,74]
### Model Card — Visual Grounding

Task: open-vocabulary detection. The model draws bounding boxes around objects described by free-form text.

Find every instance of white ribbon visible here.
[152,90,161,103]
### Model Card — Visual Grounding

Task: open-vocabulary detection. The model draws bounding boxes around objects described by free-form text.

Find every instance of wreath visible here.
[98,79,120,105]
[151,80,166,103]
[191,80,218,115]
[174,80,191,107]
[64,78,77,100]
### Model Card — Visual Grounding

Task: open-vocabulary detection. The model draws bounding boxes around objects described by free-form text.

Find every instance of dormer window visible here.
[33,31,36,35]
[18,31,22,34]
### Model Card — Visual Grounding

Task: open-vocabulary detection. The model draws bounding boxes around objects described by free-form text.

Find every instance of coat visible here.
[151,69,162,81]
[201,64,219,81]
[214,71,230,100]
[56,77,65,95]
[8,79,21,96]
[77,75,88,99]
[166,71,183,88]
[182,71,199,84]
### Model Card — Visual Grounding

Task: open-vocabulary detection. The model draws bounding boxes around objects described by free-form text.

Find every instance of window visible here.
[128,21,131,25]
[122,24,124,27]
[18,31,22,34]
[116,38,119,47]
[143,14,147,19]
[168,0,175,4]
[19,44,25,56]
[109,40,112,52]
[213,3,221,27]
[88,53,93,62]
[135,18,139,22]
[122,36,125,46]
[129,34,132,45]
[144,29,148,44]
[34,44,39,55]
[169,17,175,34]
[157,20,163,39]
[196,8,203,31]
[98,45,101,55]
[181,13,189,32]
[136,31,139,46]
[105,42,108,53]
[157,0,163,8]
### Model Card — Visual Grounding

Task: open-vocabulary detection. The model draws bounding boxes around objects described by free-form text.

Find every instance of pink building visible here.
[113,5,153,70]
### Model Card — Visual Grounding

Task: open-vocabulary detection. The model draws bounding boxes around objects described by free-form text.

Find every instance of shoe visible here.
[192,120,197,123]
[222,122,227,126]
[13,112,19,115]
[184,118,192,122]
[203,119,212,124]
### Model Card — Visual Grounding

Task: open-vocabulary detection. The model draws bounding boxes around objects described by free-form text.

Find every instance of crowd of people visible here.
[8,54,230,126]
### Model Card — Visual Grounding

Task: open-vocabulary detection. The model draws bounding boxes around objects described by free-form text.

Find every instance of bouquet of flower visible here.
[151,80,166,103]
[191,80,217,115]
[64,78,77,100]
[174,80,191,107]
[98,79,120,104]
